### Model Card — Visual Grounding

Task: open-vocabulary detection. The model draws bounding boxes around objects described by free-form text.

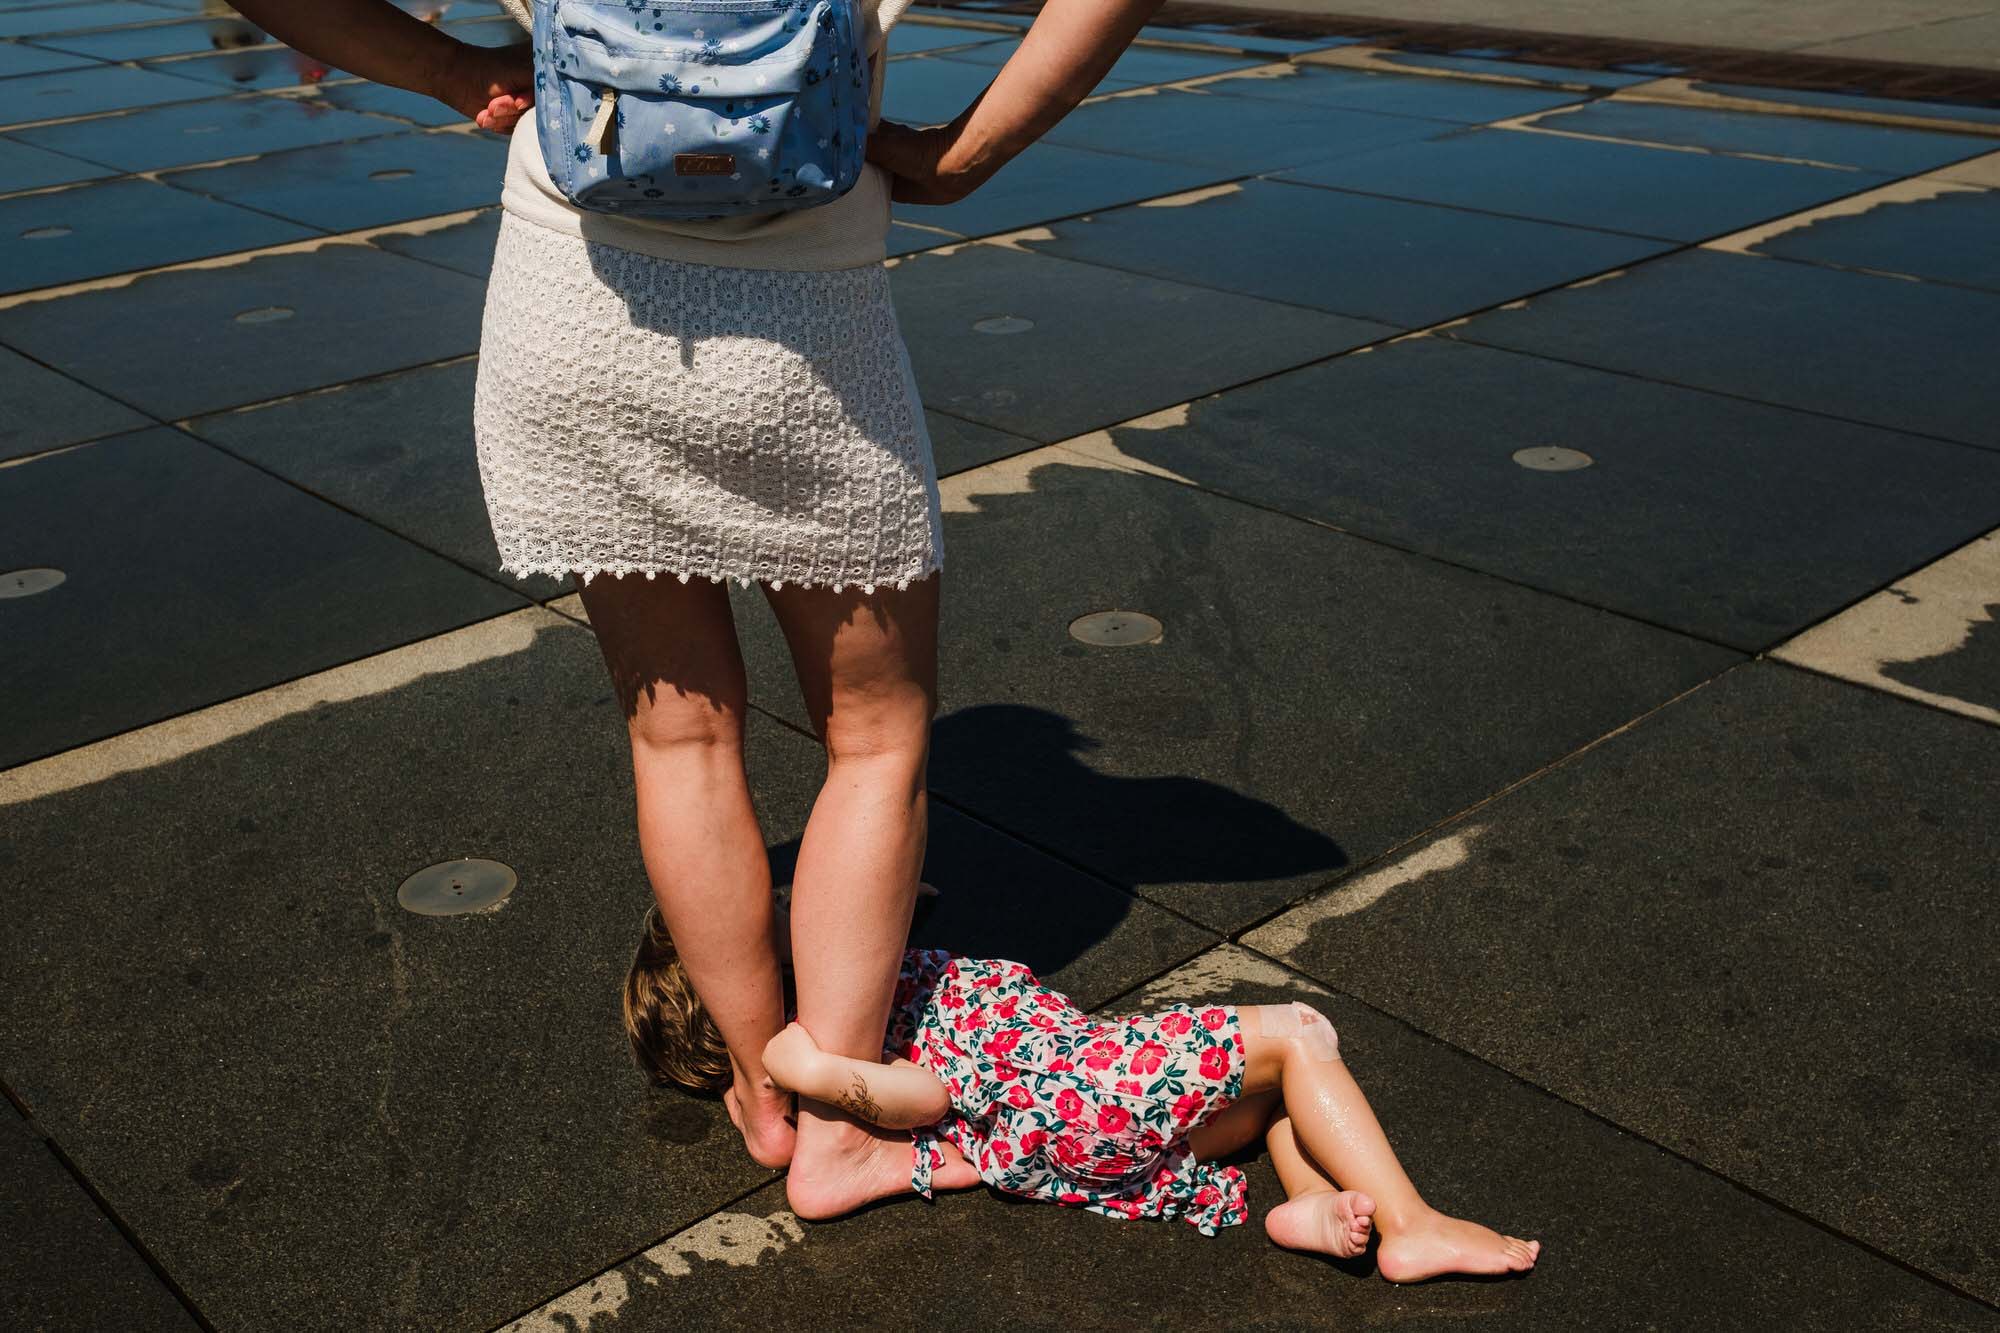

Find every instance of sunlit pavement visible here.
[3,2,1997,1328]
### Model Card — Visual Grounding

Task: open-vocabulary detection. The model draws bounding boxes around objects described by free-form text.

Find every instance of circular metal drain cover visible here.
[234,305,294,324]
[21,226,71,240]
[972,315,1034,335]
[397,858,517,916]
[1512,446,1593,472]
[1069,609,1163,646]
[369,168,413,181]
[0,567,65,599]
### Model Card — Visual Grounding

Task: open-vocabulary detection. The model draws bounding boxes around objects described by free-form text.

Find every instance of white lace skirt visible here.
[472,209,944,593]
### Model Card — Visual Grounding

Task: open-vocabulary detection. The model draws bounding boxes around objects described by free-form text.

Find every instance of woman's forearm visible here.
[944,0,1166,180]
[220,0,466,97]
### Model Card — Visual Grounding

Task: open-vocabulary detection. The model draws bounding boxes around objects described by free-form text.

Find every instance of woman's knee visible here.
[820,693,934,771]
[628,688,748,754]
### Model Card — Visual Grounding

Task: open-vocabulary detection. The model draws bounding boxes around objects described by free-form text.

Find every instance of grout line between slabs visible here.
[478,1175,782,1333]
[19,1108,222,1332]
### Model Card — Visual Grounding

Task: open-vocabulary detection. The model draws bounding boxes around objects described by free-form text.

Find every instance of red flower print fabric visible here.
[883,949,1250,1235]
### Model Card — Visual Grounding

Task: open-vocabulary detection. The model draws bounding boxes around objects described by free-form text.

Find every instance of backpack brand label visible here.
[673,153,737,176]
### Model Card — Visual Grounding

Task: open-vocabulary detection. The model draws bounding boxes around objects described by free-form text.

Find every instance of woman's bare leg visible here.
[1239,1004,1540,1281]
[576,570,794,1168]
[761,571,958,1218]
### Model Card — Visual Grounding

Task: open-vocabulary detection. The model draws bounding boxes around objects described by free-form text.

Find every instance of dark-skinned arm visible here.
[222,0,534,129]
[867,0,1167,204]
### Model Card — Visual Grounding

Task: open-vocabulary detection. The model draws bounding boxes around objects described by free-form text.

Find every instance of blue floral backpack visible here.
[528,0,870,220]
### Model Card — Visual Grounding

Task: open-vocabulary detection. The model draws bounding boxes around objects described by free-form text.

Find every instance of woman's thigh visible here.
[760,571,941,753]
[573,571,749,743]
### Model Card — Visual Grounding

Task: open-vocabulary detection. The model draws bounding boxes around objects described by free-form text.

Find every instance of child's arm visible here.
[762,1022,950,1130]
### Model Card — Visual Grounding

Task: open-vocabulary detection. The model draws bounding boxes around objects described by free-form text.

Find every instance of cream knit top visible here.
[493,0,917,270]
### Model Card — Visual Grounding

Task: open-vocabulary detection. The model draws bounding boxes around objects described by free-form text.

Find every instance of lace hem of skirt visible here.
[498,551,942,595]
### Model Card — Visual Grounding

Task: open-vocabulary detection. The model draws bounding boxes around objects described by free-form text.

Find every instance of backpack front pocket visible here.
[534,0,868,220]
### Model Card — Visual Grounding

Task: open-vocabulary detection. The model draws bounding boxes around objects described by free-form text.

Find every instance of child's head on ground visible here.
[623,903,731,1094]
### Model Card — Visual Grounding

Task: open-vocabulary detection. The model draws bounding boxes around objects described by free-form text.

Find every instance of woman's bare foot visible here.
[1265,1189,1376,1259]
[724,1079,796,1170]
[785,1108,921,1220]
[1376,1208,1540,1283]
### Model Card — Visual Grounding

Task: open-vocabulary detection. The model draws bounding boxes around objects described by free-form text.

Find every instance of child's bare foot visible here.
[761,1021,828,1094]
[1265,1189,1376,1259]
[723,1080,796,1170]
[1376,1208,1540,1283]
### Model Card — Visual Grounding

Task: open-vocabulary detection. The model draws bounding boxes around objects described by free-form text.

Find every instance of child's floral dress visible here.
[884,948,1251,1235]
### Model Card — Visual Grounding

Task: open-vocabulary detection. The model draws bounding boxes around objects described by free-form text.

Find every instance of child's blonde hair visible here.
[623,904,732,1094]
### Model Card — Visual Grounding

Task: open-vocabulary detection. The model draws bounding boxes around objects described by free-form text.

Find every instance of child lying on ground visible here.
[625,902,1539,1282]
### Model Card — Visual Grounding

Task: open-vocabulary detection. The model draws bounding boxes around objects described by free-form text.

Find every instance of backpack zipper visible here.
[583,86,618,155]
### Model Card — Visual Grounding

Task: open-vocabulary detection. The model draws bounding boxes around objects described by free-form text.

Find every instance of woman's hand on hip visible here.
[434,38,535,130]
[867,119,988,205]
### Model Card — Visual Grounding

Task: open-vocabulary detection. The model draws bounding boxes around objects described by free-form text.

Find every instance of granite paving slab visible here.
[886,220,950,256]
[26,13,266,59]
[1133,22,1365,56]
[1740,182,2000,293]
[937,37,1270,87]
[501,945,1997,1332]
[890,140,1236,241]
[881,52,1015,126]
[310,76,487,126]
[1244,662,2000,1301]
[0,241,489,419]
[0,341,146,460]
[0,62,224,126]
[0,601,1213,1328]
[0,37,100,76]
[1,1108,196,1332]
[1062,336,2000,649]
[0,131,112,191]
[1373,50,1655,89]
[0,425,526,767]
[368,207,503,276]
[923,407,1037,477]
[441,13,523,46]
[886,19,1009,55]
[140,45,347,91]
[1013,178,1672,327]
[1450,248,2000,451]
[887,243,1391,442]
[1526,98,1998,174]
[0,175,315,295]
[157,128,509,231]
[1040,87,1449,175]
[182,359,567,602]
[1681,80,2000,128]
[10,91,397,172]
[1276,126,1894,241]
[1774,526,2000,728]
[730,451,1741,931]
[0,607,764,1332]
[1197,63,1590,124]
[0,1,172,38]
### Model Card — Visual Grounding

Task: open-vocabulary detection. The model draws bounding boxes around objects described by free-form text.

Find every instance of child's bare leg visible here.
[1264,1113,1377,1259]
[1184,1089,1279,1161]
[1241,1003,1539,1282]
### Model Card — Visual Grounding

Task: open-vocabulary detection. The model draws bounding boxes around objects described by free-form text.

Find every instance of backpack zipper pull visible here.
[583,87,618,155]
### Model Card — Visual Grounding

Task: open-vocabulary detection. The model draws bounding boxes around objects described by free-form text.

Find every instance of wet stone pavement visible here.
[1,1,1997,1329]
